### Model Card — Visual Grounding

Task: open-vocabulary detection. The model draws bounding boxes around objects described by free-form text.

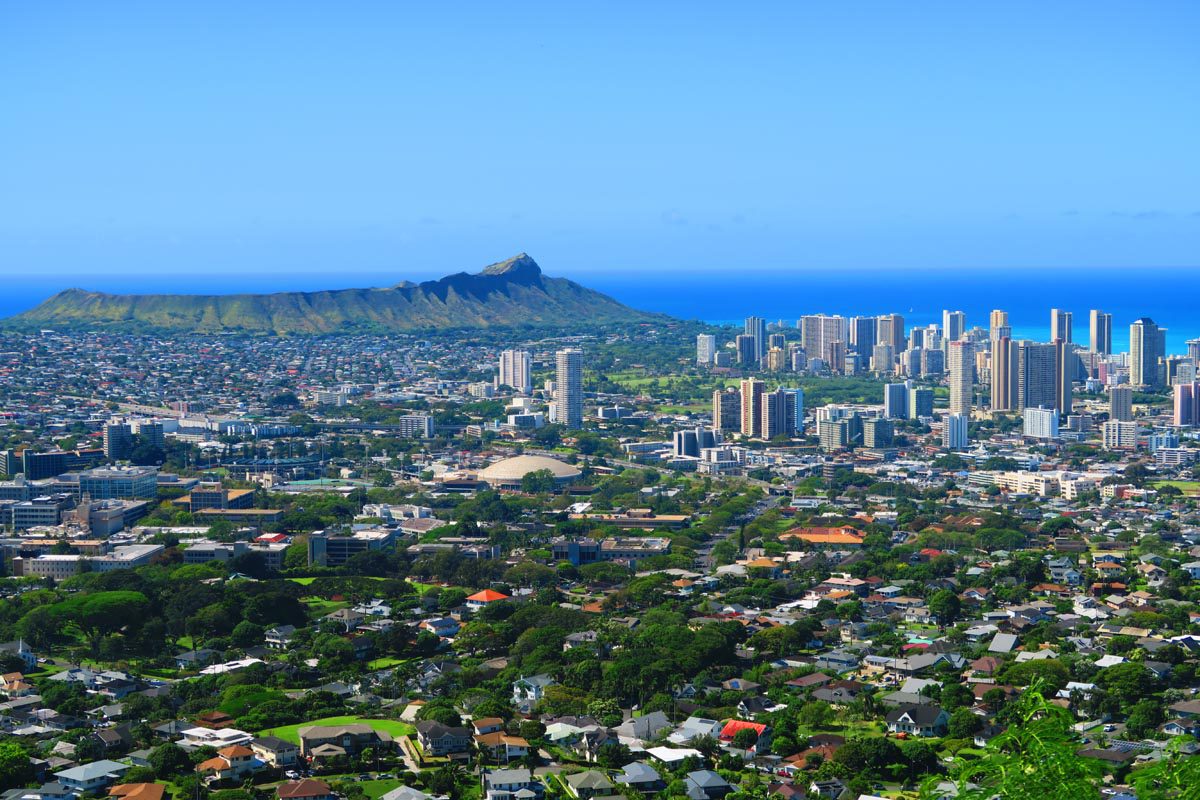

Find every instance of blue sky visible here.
[2,1,1199,282]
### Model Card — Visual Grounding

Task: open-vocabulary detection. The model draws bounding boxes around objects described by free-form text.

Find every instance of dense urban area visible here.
[1,308,1200,800]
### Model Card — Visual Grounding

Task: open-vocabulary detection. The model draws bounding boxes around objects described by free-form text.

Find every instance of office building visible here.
[989,309,1010,341]
[1050,309,1073,344]
[674,426,717,457]
[1110,385,1134,422]
[78,466,158,500]
[908,387,933,419]
[944,413,969,451]
[1089,310,1112,355]
[744,316,767,363]
[735,334,757,365]
[849,316,878,353]
[739,379,765,438]
[554,348,583,429]
[308,528,397,567]
[499,350,533,393]
[132,420,165,450]
[877,314,906,352]
[1130,318,1167,388]
[818,416,862,451]
[883,383,908,419]
[103,421,133,461]
[712,388,741,433]
[1175,382,1200,427]
[942,310,965,345]
[948,340,973,415]
[1102,420,1138,450]
[1188,339,1200,365]
[1016,341,1057,411]
[1023,407,1059,440]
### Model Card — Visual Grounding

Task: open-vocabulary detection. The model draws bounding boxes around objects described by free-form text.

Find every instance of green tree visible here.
[0,741,33,790]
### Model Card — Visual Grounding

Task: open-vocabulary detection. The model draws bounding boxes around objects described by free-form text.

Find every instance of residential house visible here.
[250,736,299,768]
[669,717,723,746]
[195,745,259,782]
[296,724,392,758]
[474,732,530,762]
[719,720,771,752]
[483,768,542,800]
[265,626,297,650]
[615,762,664,794]
[415,721,472,757]
[683,770,732,800]
[54,761,130,796]
[564,771,615,800]
[277,780,335,800]
[108,784,165,800]
[512,675,555,712]
[885,704,949,737]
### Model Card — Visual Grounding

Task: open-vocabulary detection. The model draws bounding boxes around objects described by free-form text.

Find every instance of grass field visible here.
[303,597,351,618]
[366,657,412,670]
[259,716,415,744]
[1150,480,1200,495]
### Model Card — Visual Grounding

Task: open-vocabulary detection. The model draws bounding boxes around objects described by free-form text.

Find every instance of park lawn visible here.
[303,597,351,618]
[289,577,318,586]
[1150,480,1200,495]
[259,716,415,745]
[367,656,413,670]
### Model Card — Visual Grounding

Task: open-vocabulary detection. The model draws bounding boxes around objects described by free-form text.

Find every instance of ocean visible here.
[2,266,1197,352]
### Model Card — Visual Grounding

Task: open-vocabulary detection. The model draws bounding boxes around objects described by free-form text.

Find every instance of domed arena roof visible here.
[478,454,581,484]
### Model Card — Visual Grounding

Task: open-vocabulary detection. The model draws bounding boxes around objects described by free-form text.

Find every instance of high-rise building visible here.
[695,335,716,366]
[744,316,767,363]
[944,413,969,451]
[674,426,716,457]
[1130,318,1167,388]
[883,383,908,419]
[1174,382,1200,427]
[739,379,765,438]
[103,421,133,461]
[921,348,945,376]
[767,333,786,351]
[764,347,788,371]
[908,387,933,419]
[761,389,795,440]
[872,344,895,373]
[989,310,1010,341]
[825,340,847,374]
[863,418,894,449]
[782,387,804,432]
[942,310,965,346]
[948,340,973,416]
[849,316,878,353]
[1089,310,1112,355]
[712,388,741,433]
[877,314,906,352]
[555,348,583,429]
[499,349,533,393]
[990,336,1014,411]
[1102,420,1138,450]
[735,334,757,365]
[1023,407,1059,439]
[1016,341,1057,411]
[1187,338,1200,365]
[1054,339,1075,416]
[1050,309,1073,344]
[800,315,848,365]
[1109,385,1134,422]
[132,419,165,450]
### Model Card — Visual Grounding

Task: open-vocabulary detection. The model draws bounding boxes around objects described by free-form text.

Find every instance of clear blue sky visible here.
[3,1,1199,282]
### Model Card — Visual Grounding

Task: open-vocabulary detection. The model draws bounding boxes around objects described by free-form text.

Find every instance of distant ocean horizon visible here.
[2,266,1197,353]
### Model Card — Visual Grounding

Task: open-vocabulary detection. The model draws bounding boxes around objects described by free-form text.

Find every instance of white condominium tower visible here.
[948,340,973,415]
[555,348,583,429]
[498,349,532,394]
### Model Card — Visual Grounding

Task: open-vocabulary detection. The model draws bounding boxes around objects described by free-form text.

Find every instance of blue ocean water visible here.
[2,267,1197,352]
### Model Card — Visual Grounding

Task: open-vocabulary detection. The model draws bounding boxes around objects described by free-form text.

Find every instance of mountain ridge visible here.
[4,253,664,334]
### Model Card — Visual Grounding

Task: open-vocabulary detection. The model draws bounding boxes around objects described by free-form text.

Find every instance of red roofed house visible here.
[719,719,772,752]
[466,589,510,611]
[196,745,258,782]
[277,780,335,800]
